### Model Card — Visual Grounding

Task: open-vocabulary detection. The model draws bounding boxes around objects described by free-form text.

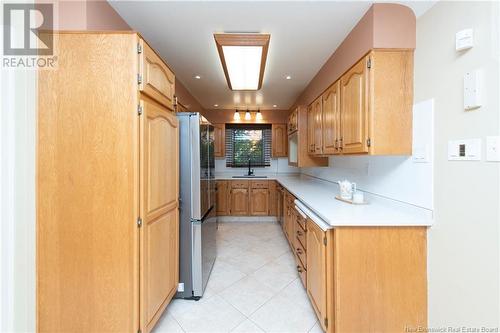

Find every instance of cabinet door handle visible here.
[296,248,303,255]
[297,265,303,273]
[296,230,303,236]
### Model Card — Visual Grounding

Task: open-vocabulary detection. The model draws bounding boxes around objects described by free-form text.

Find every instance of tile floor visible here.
[153,222,321,333]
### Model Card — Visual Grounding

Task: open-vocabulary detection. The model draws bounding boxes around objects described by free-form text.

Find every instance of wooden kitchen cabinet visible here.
[140,98,179,331]
[321,81,341,155]
[287,109,298,134]
[216,180,230,215]
[308,50,413,156]
[298,219,427,333]
[250,188,269,216]
[306,219,329,331]
[312,97,323,155]
[213,123,225,157]
[340,55,369,154]
[289,106,328,167]
[272,124,288,157]
[139,39,175,111]
[38,32,179,333]
[307,105,315,154]
[230,188,249,215]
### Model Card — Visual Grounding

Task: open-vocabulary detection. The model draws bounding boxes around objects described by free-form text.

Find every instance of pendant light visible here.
[245,108,251,121]
[256,108,263,121]
[233,109,240,120]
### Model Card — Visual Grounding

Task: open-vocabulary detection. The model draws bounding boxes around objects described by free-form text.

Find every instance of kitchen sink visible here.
[232,175,268,178]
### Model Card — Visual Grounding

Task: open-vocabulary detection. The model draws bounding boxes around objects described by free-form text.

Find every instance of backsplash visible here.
[302,100,434,210]
[215,157,298,174]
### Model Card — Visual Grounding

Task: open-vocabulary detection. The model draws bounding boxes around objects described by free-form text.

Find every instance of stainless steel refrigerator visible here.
[177,112,217,299]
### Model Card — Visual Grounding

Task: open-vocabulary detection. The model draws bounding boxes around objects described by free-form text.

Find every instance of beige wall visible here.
[415,1,500,328]
[292,3,416,108]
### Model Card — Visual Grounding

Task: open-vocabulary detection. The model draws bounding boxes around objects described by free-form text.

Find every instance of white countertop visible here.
[215,173,433,228]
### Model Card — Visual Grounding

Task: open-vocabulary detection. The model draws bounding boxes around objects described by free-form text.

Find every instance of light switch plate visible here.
[486,136,500,162]
[464,69,482,110]
[448,138,481,161]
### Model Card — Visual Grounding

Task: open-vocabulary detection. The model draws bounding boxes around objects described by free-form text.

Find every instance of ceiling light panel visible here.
[222,45,262,90]
[214,33,270,91]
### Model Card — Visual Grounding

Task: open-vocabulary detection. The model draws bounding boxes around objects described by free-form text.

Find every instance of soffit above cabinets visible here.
[109,1,436,110]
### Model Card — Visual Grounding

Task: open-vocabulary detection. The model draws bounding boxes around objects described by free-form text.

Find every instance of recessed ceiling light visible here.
[194,75,201,79]
[273,104,277,108]
[214,104,219,107]
[285,75,292,80]
[214,33,270,91]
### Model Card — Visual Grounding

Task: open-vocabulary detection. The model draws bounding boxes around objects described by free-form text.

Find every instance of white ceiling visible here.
[110,1,435,110]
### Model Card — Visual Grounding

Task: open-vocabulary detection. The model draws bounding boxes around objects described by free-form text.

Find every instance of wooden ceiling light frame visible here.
[214,33,270,91]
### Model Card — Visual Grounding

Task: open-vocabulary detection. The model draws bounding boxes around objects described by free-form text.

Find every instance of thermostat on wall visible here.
[448,138,481,161]
[456,28,474,51]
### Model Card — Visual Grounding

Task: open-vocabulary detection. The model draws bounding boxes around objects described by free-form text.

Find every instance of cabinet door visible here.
[213,124,225,158]
[313,97,323,155]
[268,182,277,216]
[340,56,369,154]
[216,180,229,215]
[272,124,288,157]
[250,188,270,216]
[231,188,249,215]
[306,219,327,331]
[140,98,179,332]
[307,105,315,154]
[322,81,341,155]
[139,39,175,110]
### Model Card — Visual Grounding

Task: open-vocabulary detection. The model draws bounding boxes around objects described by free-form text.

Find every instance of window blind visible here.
[225,124,272,168]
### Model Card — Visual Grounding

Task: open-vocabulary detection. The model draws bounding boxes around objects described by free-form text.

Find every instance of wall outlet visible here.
[486,136,500,162]
[177,282,184,292]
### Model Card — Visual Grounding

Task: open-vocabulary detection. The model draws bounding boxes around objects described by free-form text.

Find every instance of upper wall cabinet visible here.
[213,123,225,158]
[322,81,341,155]
[139,39,176,110]
[289,107,328,168]
[340,56,369,154]
[272,124,288,157]
[308,50,414,156]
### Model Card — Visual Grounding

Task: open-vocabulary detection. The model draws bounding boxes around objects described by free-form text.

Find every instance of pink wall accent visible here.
[292,3,416,108]
[49,0,130,31]
[86,1,131,31]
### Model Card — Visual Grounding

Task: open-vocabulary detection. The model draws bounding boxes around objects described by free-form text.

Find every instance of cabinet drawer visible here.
[231,180,249,189]
[295,239,306,269]
[296,261,306,287]
[296,225,306,250]
[139,39,175,110]
[251,180,268,189]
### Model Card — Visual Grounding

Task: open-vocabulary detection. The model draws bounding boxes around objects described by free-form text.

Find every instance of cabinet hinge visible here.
[367,138,371,147]
[367,58,372,69]
[324,318,328,328]
[323,236,327,246]
[137,217,142,228]
[137,73,143,85]
[137,104,143,116]
[137,42,143,54]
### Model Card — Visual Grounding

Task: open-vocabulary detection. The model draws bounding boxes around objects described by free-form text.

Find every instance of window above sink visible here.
[225,124,272,168]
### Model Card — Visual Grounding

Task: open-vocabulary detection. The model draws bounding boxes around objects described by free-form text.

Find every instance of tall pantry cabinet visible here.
[37,32,178,333]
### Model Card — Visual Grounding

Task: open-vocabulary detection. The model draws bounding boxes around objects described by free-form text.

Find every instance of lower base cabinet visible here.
[216,180,277,217]
[300,221,427,333]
